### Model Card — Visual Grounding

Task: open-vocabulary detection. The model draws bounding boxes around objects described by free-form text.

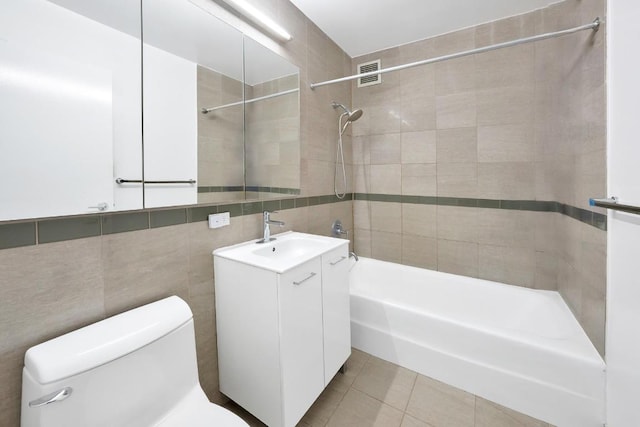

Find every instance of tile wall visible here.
[197,65,245,203]
[246,74,301,195]
[350,0,607,355]
[0,0,354,424]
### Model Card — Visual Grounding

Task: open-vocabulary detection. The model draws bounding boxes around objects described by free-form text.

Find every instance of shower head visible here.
[346,108,363,122]
[332,101,363,123]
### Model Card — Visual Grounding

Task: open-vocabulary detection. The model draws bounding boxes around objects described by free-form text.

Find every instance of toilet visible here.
[20,296,248,427]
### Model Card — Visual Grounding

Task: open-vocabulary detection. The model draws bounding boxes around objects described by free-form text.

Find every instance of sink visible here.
[213,231,347,273]
[252,237,329,260]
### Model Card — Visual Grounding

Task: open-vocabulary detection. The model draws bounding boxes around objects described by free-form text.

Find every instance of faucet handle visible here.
[264,210,279,220]
[332,220,349,238]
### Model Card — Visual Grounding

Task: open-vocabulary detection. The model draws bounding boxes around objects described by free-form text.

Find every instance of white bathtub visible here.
[349,257,605,427]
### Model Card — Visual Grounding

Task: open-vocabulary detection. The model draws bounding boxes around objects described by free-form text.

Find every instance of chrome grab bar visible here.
[293,272,316,286]
[329,256,347,266]
[29,387,73,408]
[590,197,640,215]
[116,178,196,185]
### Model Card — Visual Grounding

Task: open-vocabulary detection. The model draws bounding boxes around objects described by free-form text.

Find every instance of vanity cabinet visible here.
[320,248,352,385]
[214,238,350,427]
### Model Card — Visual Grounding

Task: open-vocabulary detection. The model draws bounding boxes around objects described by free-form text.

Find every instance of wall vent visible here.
[357,59,381,87]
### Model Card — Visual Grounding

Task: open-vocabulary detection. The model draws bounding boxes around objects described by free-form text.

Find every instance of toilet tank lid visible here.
[24,296,193,384]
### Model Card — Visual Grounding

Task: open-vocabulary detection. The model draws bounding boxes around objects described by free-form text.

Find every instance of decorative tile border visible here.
[245,186,301,195]
[102,211,149,235]
[198,185,300,195]
[150,208,188,228]
[354,193,607,230]
[0,222,36,250]
[0,192,605,250]
[38,217,101,244]
[0,194,352,250]
[197,185,245,193]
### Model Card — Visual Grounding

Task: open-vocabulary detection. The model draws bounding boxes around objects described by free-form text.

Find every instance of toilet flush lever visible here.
[29,387,73,408]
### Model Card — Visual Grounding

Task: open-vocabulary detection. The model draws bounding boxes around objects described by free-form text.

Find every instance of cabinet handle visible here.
[329,256,347,266]
[293,272,316,285]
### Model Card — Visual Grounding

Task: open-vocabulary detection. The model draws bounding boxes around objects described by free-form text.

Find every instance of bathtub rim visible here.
[348,256,606,427]
[349,257,604,365]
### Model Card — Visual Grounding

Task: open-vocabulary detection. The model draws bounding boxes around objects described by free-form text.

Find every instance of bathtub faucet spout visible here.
[349,251,359,262]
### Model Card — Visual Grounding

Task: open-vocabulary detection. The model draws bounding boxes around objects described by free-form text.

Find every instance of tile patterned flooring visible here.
[224,349,553,427]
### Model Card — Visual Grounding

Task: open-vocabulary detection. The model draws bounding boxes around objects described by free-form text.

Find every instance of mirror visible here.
[143,0,300,207]
[142,0,244,208]
[0,0,143,220]
[0,0,301,220]
[243,37,300,200]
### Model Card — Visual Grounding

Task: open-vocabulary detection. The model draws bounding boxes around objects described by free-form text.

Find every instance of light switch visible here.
[208,212,230,229]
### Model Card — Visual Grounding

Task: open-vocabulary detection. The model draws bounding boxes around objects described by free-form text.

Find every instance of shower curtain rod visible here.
[201,87,299,114]
[310,17,601,89]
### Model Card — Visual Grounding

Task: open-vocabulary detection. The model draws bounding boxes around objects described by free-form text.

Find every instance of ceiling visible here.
[290,0,561,58]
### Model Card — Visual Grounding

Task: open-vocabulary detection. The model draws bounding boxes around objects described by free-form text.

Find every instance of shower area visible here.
[336,0,606,358]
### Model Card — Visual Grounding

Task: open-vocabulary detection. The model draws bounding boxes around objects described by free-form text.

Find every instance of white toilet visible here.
[20,296,248,427]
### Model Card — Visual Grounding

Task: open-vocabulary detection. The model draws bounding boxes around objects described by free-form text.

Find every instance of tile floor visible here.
[224,349,553,427]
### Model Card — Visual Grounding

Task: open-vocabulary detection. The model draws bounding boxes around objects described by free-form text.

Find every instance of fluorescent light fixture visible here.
[220,0,292,41]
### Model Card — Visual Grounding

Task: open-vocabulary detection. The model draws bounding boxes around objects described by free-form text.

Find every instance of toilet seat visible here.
[156,387,248,427]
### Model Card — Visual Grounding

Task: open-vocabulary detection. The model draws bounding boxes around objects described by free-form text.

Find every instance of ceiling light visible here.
[220,0,292,41]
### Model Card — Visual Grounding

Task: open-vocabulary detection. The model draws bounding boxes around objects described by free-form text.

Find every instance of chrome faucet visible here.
[258,211,285,243]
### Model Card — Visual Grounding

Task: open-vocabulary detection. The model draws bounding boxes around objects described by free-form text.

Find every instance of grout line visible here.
[404,372,419,413]
[324,382,350,426]
[473,391,477,427]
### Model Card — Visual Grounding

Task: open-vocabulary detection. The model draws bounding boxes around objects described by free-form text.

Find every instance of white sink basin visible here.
[213,231,348,273]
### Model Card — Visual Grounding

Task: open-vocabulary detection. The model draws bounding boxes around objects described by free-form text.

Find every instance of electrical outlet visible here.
[208,212,230,229]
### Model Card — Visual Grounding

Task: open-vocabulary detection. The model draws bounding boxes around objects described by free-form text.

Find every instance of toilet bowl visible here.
[20,296,248,427]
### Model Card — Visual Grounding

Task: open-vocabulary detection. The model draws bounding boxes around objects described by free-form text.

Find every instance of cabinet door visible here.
[322,244,351,385]
[215,258,283,427]
[278,258,324,427]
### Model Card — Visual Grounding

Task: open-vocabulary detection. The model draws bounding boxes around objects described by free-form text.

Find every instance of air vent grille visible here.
[357,59,381,87]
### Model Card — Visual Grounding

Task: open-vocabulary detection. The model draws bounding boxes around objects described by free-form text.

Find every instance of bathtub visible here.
[349,257,605,427]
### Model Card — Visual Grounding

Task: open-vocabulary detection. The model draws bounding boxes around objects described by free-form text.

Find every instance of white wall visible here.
[605,1,640,425]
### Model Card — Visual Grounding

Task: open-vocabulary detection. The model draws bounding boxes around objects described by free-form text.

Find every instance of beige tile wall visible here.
[0,0,354,424]
[245,74,301,192]
[351,0,606,355]
[197,66,245,196]
[536,0,607,355]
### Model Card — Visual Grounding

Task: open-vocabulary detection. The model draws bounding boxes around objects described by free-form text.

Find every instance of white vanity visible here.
[213,231,351,427]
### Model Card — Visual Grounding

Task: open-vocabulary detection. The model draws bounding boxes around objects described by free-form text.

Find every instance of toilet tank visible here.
[21,296,201,427]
